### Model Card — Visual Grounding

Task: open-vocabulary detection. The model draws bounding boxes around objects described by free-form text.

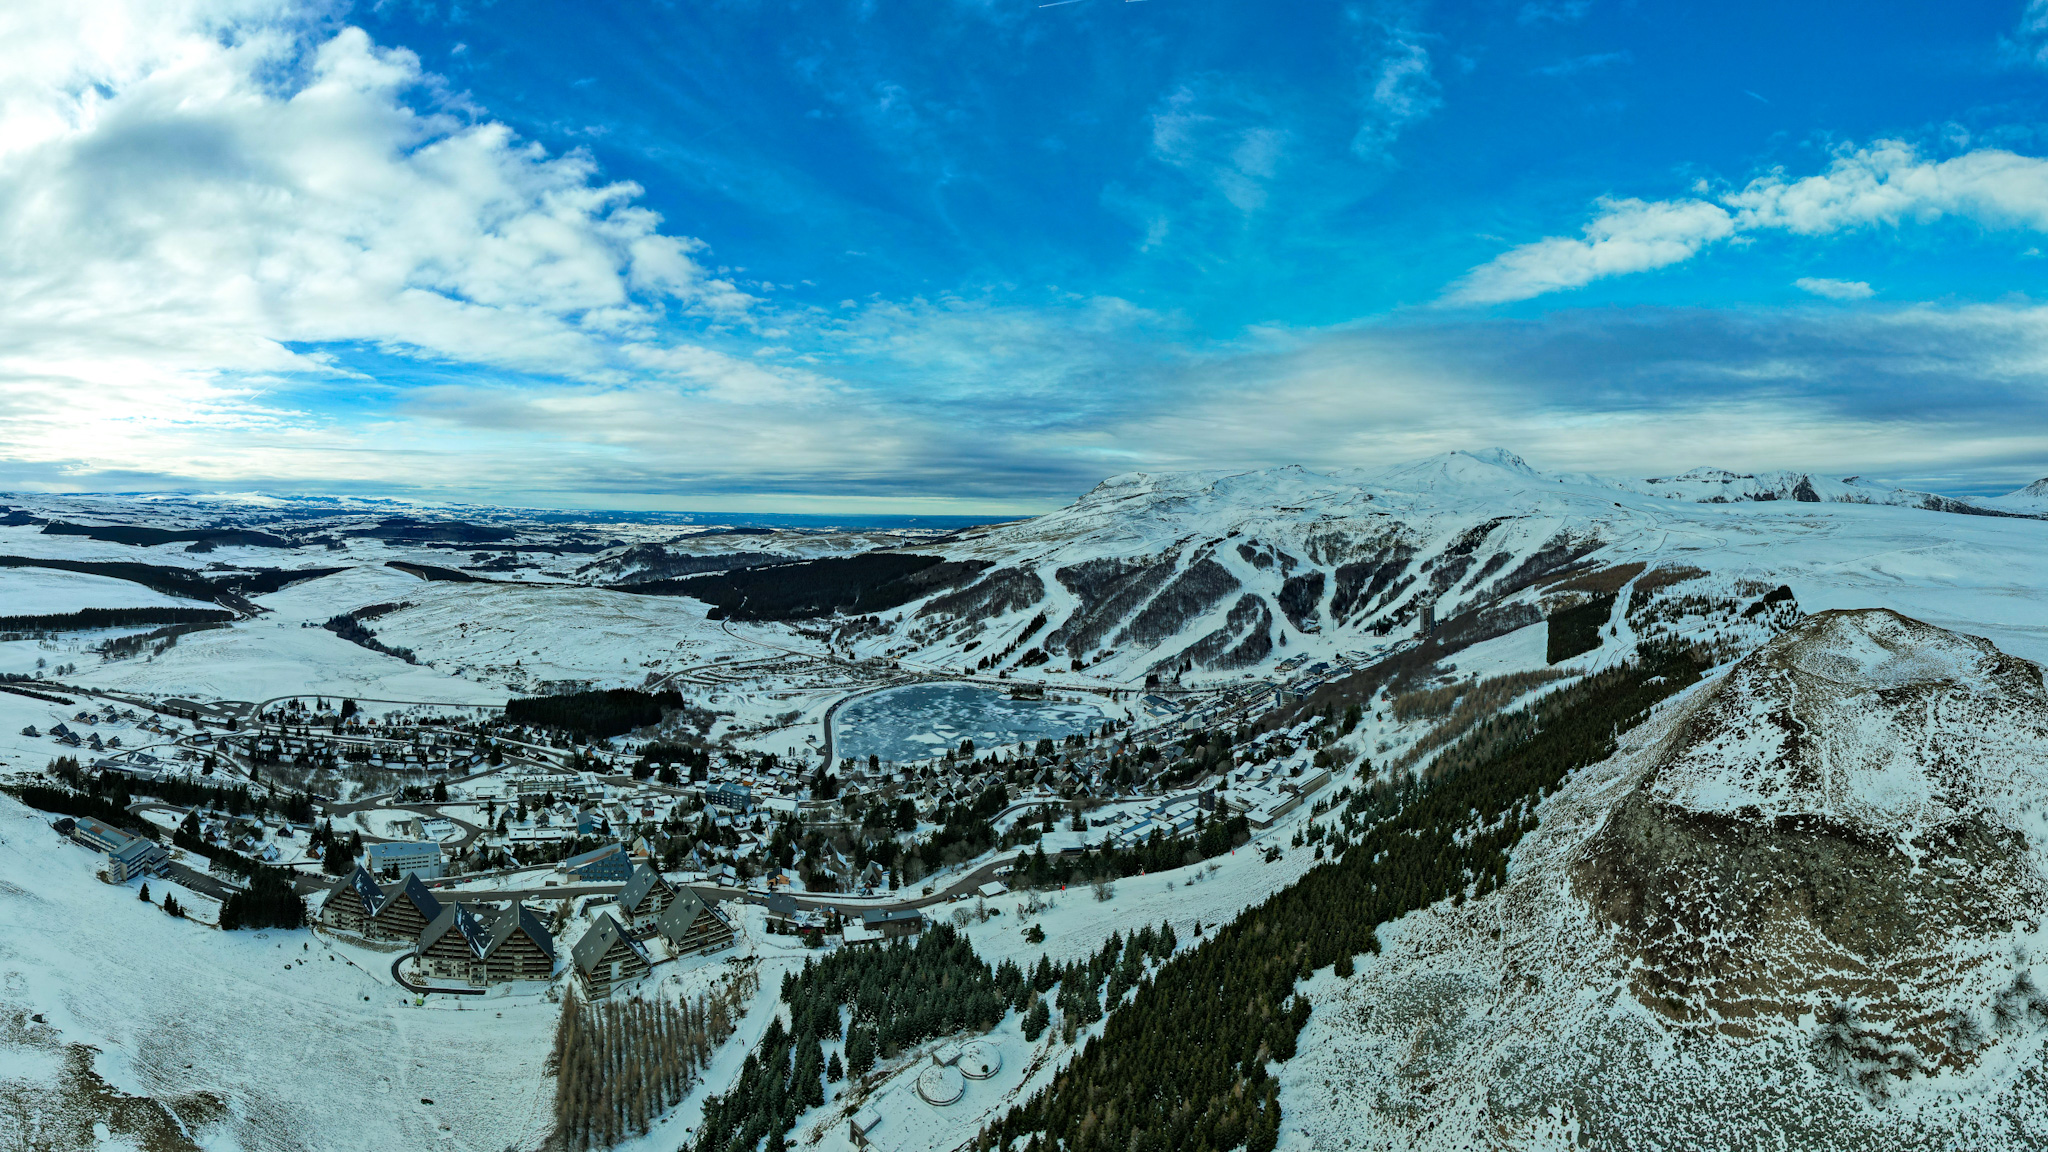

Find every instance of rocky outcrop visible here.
[1285,610,2048,1151]
[1574,610,2048,1071]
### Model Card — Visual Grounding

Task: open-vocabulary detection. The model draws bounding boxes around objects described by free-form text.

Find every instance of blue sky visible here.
[1,0,2045,510]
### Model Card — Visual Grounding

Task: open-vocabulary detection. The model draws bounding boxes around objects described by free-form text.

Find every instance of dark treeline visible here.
[0,607,234,632]
[625,552,990,621]
[217,865,305,930]
[41,521,292,548]
[383,559,492,582]
[506,688,685,740]
[8,782,159,841]
[215,567,346,597]
[97,619,231,659]
[1545,592,1616,664]
[0,681,76,704]
[0,555,230,606]
[322,614,418,664]
[911,781,1010,872]
[1012,810,1252,890]
[990,642,1712,1152]
[694,923,1014,1152]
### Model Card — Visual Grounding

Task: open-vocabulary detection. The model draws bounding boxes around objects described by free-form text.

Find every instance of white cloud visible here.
[1444,198,1735,304]
[0,0,770,485]
[1795,277,1875,300]
[1449,141,2048,303]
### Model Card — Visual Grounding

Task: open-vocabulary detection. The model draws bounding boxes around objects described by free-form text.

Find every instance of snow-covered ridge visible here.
[1618,465,2033,516]
[1989,475,2048,514]
[1283,610,2048,1150]
[1646,608,2048,842]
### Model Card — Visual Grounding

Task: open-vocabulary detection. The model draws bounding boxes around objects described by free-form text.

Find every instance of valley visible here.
[2,450,2046,1151]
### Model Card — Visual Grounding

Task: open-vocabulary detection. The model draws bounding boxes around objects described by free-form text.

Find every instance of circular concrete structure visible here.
[917,1064,966,1106]
[958,1040,1002,1080]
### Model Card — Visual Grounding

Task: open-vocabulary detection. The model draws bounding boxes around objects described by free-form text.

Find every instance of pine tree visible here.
[1023,997,1050,1042]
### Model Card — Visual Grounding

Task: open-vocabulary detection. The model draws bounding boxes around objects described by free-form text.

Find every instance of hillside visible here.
[831,449,2048,684]
[1279,610,2048,1150]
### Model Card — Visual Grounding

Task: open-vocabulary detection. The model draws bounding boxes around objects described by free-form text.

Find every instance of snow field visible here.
[0,566,197,616]
[0,791,563,1152]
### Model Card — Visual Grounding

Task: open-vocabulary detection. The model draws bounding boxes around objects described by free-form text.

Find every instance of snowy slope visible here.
[0,567,196,615]
[1988,476,2048,515]
[0,792,561,1151]
[1613,466,2032,517]
[865,449,2048,683]
[1277,610,2048,1151]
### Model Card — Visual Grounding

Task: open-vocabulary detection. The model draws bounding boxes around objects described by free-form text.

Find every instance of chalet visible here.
[616,863,675,932]
[657,888,735,956]
[559,843,633,883]
[571,913,652,998]
[410,816,456,841]
[761,892,799,934]
[416,900,557,985]
[860,907,925,939]
[322,868,445,941]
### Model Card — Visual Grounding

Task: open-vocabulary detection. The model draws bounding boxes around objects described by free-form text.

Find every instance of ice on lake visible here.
[834,682,1110,765]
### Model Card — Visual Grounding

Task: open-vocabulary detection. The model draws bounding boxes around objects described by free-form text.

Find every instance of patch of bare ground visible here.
[0,1006,226,1152]
[1572,609,2048,1085]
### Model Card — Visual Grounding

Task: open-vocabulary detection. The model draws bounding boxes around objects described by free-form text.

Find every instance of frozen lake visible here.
[833,682,1111,765]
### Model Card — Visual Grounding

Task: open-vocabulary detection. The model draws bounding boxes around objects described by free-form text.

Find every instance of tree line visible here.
[626,552,990,622]
[0,606,235,633]
[550,972,755,1151]
[987,641,1712,1152]
[693,923,1015,1152]
[506,688,686,740]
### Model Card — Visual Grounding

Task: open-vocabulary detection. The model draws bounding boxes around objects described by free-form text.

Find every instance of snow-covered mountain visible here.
[1283,609,2048,1149]
[1614,465,2031,516]
[1988,475,2048,515]
[5,448,2046,689]
[851,449,2048,682]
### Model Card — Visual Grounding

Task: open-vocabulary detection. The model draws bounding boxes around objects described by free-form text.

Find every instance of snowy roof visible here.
[570,912,648,976]
[349,865,391,917]
[657,889,719,942]
[617,862,670,915]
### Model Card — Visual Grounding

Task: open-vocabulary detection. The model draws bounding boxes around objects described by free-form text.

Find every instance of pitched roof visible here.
[559,842,625,871]
[475,901,556,964]
[862,907,924,927]
[399,873,444,921]
[618,863,671,915]
[571,912,650,976]
[418,902,463,952]
[656,888,719,942]
[455,903,495,956]
[350,865,392,917]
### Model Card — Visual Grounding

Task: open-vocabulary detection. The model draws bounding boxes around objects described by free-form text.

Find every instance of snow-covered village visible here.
[11,3,2048,1150]
[5,453,2048,1152]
